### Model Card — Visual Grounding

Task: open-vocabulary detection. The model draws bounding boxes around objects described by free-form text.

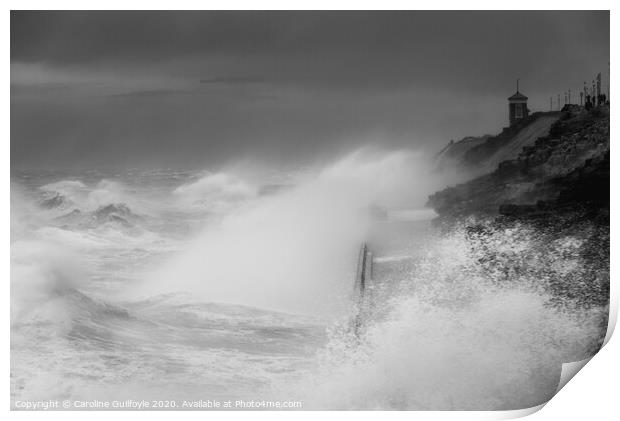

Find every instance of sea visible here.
[10,150,607,410]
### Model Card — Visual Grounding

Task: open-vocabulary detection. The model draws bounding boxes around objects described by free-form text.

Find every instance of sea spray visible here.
[137,149,433,316]
[10,151,607,409]
[293,223,607,410]
[172,172,258,213]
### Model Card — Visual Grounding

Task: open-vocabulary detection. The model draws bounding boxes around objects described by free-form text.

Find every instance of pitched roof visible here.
[508,91,528,100]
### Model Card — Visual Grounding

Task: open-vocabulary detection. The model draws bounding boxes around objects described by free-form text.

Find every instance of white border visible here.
[4,2,616,420]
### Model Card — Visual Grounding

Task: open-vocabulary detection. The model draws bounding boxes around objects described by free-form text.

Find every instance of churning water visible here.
[10,150,608,410]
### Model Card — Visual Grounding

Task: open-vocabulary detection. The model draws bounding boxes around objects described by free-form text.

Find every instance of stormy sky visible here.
[11,11,609,170]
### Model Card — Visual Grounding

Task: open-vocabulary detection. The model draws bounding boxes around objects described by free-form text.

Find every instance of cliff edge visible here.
[428,105,609,224]
[434,112,561,180]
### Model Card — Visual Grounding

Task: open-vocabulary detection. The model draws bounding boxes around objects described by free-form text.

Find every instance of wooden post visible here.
[353,242,373,337]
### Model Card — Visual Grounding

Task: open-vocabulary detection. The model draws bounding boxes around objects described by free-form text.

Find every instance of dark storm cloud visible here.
[11,11,307,62]
[10,11,533,62]
[12,11,609,91]
[11,11,609,169]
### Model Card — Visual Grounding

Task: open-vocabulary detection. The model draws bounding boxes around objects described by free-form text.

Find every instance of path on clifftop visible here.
[475,115,560,176]
[434,113,561,181]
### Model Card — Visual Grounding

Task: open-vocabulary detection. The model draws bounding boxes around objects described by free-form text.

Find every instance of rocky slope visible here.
[434,135,490,171]
[434,112,561,180]
[427,104,610,318]
[428,105,609,222]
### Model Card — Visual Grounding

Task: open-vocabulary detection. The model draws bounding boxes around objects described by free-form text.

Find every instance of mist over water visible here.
[10,148,606,410]
[138,149,429,316]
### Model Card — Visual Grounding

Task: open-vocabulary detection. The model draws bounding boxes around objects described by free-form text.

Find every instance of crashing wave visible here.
[38,192,71,210]
[11,238,131,333]
[39,179,145,215]
[54,203,143,231]
[92,203,141,227]
[173,172,257,213]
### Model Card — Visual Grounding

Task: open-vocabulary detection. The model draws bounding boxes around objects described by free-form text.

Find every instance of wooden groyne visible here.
[353,242,373,336]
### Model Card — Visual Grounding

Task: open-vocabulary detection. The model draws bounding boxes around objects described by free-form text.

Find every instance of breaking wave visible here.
[294,223,608,410]
[172,172,258,213]
[10,149,609,409]
[139,150,427,316]
[39,179,148,215]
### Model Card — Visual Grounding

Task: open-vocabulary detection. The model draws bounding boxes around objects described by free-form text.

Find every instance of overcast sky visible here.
[11,11,609,170]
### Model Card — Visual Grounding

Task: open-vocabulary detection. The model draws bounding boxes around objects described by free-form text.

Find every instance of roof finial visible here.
[517,78,520,93]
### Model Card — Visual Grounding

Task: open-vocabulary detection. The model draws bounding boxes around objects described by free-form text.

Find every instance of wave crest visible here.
[173,172,257,212]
